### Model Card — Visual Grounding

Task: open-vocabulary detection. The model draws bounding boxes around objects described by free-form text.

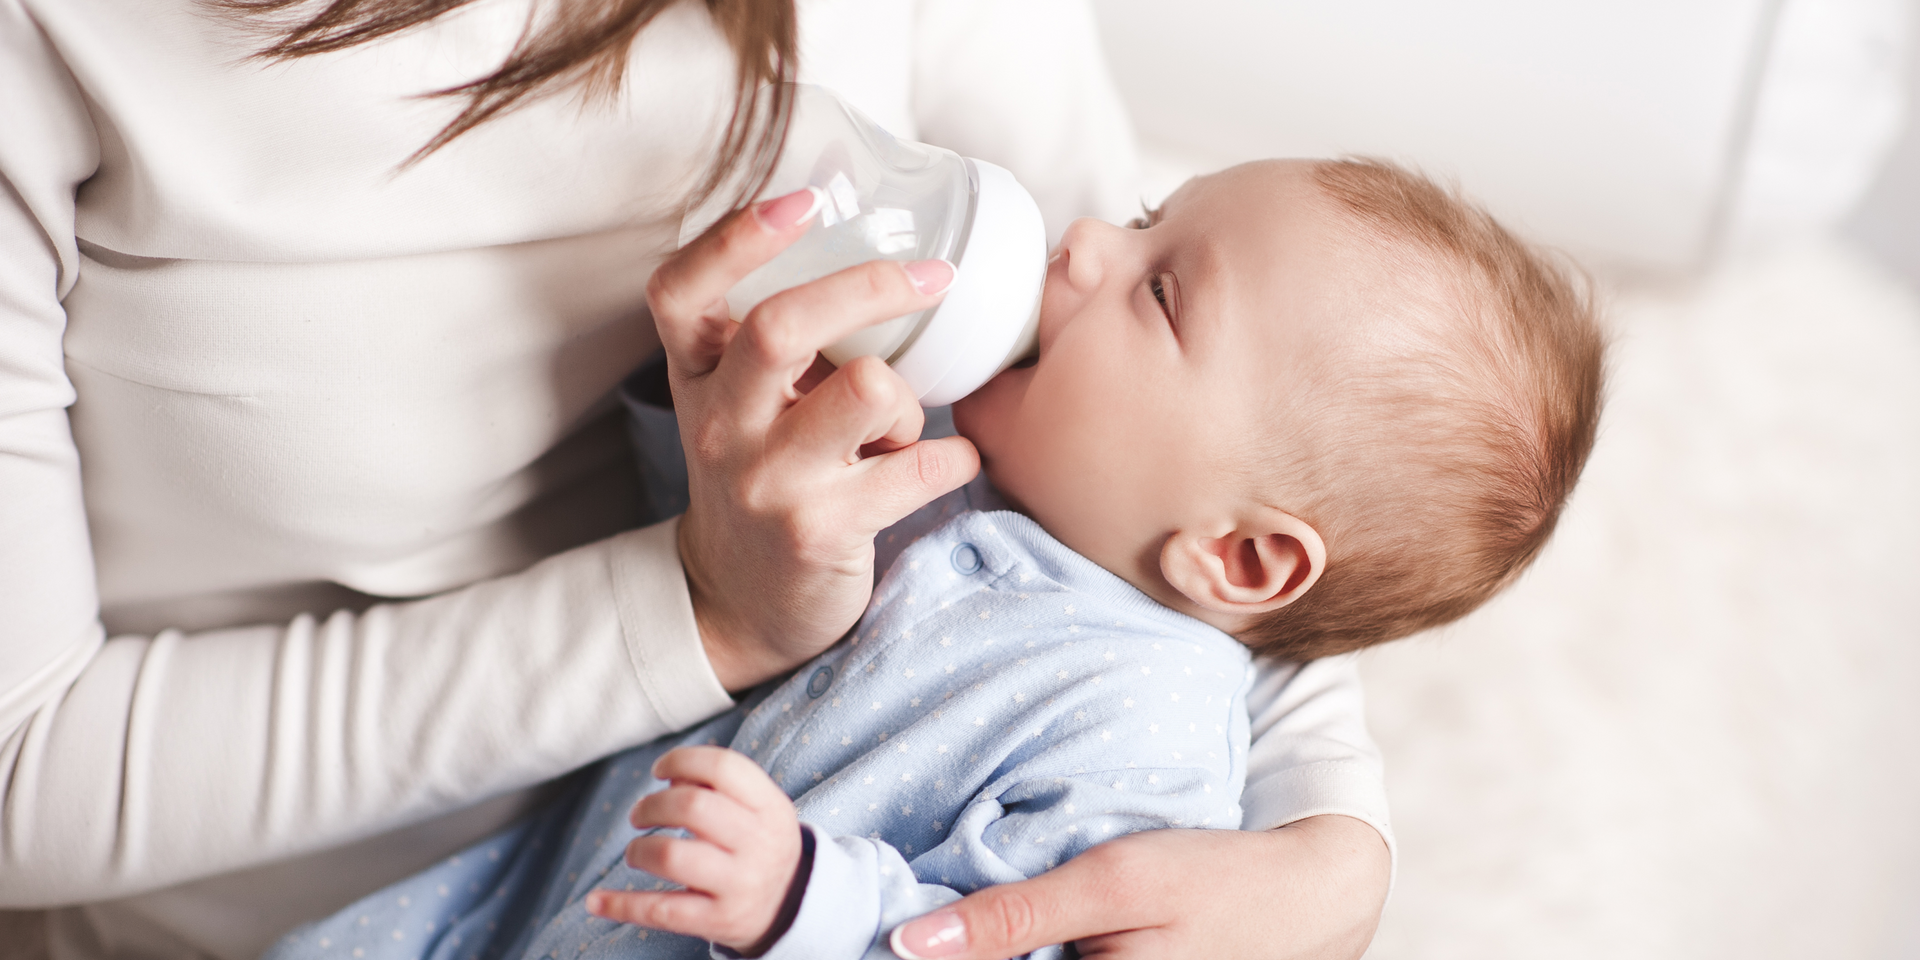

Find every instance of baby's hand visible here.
[586,746,803,954]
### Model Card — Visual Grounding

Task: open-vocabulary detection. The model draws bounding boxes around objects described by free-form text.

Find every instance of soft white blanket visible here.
[1360,238,1920,959]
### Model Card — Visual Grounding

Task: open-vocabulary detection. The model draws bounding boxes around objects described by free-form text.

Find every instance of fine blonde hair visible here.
[1242,158,1605,661]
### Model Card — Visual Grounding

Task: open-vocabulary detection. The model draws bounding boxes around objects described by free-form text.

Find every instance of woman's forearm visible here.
[886,815,1389,960]
[1250,815,1393,960]
[885,651,1397,959]
[0,519,733,907]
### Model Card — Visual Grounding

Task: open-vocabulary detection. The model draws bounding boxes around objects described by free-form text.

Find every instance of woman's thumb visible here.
[888,863,1114,960]
[857,434,980,531]
[887,894,1035,960]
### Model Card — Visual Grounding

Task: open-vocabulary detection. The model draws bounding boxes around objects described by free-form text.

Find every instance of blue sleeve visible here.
[750,827,963,960]
[758,728,1245,960]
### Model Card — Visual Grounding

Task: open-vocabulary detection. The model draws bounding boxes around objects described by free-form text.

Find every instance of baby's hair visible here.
[1240,158,1605,661]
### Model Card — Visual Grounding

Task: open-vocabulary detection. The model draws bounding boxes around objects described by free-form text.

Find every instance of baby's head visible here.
[952,158,1603,659]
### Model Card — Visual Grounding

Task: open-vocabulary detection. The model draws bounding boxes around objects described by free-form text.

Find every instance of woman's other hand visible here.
[648,188,980,691]
[887,815,1390,960]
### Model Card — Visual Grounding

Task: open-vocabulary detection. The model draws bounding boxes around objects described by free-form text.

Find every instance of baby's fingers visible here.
[586,888,719,940]
[589,884,775,952]
[624,834,736,893]
[650,746,793,816]
[630,785,758,852]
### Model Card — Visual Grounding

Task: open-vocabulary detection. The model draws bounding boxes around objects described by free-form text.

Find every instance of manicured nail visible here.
[905,259,955,296]
[754,187,825,230]
[890,912,967,959]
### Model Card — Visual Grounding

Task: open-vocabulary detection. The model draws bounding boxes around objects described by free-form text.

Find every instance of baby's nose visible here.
[1057,217,1125,289]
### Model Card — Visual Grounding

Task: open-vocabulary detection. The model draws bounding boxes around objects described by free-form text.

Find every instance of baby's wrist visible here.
[726,825,815,958]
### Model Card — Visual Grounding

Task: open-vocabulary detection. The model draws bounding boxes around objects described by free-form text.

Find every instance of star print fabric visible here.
[266,491,1254,960]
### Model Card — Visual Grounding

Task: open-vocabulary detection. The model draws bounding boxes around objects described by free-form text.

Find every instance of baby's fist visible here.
[586,746,803,953]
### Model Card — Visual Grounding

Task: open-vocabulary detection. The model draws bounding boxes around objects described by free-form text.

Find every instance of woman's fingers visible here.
[845,435,981,530]
[647,188,824,372]
[709,258,952,429]
[774,356,925,465]
[646,196,963,691]
[792,353,840,396]
[888,820,1390,960]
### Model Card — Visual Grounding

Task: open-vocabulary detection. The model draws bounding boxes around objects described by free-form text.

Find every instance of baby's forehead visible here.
[1162,162,1472,384]
[1182,160,1443,258]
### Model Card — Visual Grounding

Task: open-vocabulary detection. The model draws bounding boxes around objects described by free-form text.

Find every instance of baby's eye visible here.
[1149,274,1171,313]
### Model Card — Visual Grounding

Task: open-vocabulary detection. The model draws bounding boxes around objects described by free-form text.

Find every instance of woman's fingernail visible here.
[585,892,608,917]
[754,187,824,230]
[890,912,967,959]
[905,259,955,296]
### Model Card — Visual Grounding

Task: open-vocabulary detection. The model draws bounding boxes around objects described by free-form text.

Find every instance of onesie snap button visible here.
[806,665,834,698]
[950,543,983,574]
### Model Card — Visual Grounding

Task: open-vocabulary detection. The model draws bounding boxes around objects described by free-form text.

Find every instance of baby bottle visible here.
[679,84,1047,407]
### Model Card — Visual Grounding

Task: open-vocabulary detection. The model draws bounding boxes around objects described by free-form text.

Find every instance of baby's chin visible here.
[950,363,1037,490]
[951,363,1031,444]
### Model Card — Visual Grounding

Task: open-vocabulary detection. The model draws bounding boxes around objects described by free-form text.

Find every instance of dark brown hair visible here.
[213,0,797,204]
[1241,158,1606,661]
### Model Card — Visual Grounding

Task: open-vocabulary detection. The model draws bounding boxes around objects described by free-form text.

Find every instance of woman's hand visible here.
[887,815,1390,960]
[647,188,981,691]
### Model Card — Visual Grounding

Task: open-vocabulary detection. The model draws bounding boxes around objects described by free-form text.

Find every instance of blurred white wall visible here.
[1093,0,1908,273]
[1846,0,1920,286]
[1728,0,1909,251]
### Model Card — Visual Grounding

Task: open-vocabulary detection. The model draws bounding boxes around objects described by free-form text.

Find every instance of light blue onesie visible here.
[265,476,1255,960]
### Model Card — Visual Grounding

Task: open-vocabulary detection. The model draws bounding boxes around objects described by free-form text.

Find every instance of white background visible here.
[1090,1,1920,956]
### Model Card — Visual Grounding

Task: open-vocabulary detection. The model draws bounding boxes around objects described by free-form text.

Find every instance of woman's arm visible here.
[5,173,976,904]
[887,815,1388,960]
[882,657,1393,959]
[0,4,903,909]
[0,17,738,901]
[0,525,744,908]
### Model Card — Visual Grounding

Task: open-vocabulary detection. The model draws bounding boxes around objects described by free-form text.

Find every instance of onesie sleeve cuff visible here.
[747,826,882,960]
[606,515,734,734]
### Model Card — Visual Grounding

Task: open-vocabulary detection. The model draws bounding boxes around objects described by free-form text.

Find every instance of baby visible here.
[266,158,1602,960]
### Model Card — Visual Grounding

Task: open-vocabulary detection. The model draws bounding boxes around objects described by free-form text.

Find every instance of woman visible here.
[0,0,1388,956]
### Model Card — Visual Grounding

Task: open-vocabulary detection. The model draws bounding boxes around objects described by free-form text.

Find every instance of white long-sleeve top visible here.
[0,0,1388,957]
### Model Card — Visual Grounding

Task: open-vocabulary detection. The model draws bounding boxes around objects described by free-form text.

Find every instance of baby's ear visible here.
[1159,508,1325,619]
